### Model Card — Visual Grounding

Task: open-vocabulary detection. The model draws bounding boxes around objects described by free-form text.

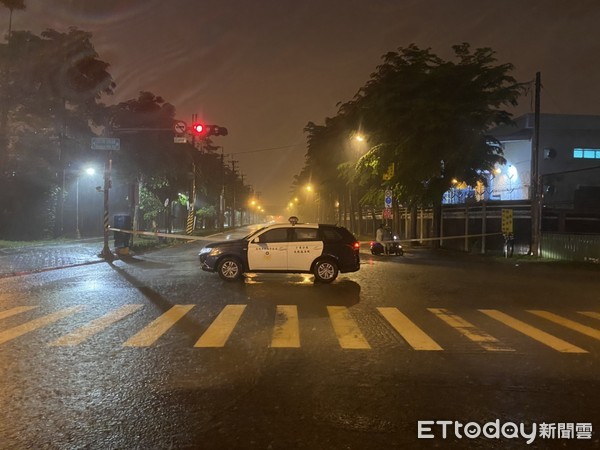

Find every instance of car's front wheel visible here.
[313,259,338,283]
[217,257,243,281]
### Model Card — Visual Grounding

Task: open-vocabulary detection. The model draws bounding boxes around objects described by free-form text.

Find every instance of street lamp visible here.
[76,167,96,239]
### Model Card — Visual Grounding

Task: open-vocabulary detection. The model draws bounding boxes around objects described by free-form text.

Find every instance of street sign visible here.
[91,137,120,151]
[174,120,187,135]
[382,163,394,181]
[384,189,393,208]
[501,209,513,234]
[174,136,187,143]
[383,208,392,219]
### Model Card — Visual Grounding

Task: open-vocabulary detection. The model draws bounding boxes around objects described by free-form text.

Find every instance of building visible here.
[443,113,600,230]
[439,114,600,258]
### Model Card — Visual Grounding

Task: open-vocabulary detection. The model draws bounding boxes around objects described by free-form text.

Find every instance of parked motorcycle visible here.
[370,238,404,256]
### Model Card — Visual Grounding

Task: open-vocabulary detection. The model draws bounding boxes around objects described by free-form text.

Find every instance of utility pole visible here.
[219,147,225,231]
[240,172,245,225]
[230,159,238,227]
[530,72,542,256]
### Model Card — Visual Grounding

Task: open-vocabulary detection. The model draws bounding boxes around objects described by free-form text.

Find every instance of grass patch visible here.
[129,235,179,253]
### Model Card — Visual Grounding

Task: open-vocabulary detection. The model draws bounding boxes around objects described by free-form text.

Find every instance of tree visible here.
[105,91,189,232]
[0,27,115,238]
[0,0,25,162]
[356,44,520,201]
[296,43,524,237]
[0,0,25,35]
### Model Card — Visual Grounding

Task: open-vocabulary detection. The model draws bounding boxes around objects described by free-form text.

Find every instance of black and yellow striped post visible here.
[186,209,194,235]
[186,160,197,235]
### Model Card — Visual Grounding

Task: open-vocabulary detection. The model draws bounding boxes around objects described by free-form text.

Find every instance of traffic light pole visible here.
[99,151,113,260]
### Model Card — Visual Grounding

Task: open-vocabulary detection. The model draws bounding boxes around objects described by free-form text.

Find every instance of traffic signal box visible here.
[191,123,228,138]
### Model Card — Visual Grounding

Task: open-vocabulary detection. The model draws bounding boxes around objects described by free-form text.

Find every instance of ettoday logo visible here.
[418,420,537,444]
[418,420,594,444]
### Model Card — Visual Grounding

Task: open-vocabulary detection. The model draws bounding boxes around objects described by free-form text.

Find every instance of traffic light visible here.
[190,123,228,138]
[191,123,207,136]
[211,125,228,136]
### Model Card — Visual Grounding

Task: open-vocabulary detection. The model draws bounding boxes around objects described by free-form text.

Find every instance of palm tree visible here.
[1,0,25,42]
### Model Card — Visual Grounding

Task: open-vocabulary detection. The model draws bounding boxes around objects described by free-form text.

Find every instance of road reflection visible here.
[218,274,362,307]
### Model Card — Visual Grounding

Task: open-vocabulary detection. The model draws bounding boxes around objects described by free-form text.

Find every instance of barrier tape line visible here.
[386,232,503,244]
[109,228,211,241]
[108,228,503,245]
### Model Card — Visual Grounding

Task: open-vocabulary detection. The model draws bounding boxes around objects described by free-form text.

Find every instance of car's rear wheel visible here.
[313,259,338,283]
[217,257,243,281]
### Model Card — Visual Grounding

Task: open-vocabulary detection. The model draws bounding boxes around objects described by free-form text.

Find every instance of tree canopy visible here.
[295,43,524,228]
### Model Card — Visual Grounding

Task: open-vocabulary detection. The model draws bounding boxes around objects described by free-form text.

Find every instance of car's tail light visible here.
[353,242,360,250]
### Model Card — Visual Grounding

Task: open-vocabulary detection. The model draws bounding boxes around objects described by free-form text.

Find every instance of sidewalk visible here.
[0,238,106,278]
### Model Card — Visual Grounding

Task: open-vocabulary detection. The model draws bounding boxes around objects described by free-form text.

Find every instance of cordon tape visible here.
[108,228,503,246]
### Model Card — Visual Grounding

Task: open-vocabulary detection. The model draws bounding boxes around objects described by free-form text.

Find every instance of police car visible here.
[199,219,360,282]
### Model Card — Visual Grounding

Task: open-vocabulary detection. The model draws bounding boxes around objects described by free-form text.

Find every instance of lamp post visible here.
[75,167,96,239]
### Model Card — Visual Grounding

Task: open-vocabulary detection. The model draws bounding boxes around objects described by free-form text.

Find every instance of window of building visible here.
[573,148,600,159]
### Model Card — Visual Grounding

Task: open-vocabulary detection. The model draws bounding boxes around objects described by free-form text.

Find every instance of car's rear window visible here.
[321,228,344,242]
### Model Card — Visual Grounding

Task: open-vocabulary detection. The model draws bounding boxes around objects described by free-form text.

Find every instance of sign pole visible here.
[91,137,119,260]
[100,151,113,260]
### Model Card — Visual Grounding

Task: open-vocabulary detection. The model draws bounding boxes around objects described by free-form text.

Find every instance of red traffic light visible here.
[190,123,228,137]
[191,123,205,135]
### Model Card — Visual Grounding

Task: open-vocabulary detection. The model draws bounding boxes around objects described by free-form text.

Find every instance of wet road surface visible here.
[0,235,598,449]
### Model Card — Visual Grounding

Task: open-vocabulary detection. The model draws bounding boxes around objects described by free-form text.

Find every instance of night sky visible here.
[6,0,600,213]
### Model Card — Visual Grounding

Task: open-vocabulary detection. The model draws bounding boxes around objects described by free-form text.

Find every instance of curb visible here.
[0,259,106,279]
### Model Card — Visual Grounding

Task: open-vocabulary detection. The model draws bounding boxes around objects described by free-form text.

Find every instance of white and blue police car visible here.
[199,219,360,282]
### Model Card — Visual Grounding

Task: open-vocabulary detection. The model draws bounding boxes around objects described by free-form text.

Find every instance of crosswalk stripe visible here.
[271,305,300,348]
[579,311,600,321]
[0,306,84,345]
[195,304,246,348]
[123,305,195,347]
[377,307,442,350]
[327,306,370,349]
[49,304,144,346]
[429,308,514,352]
[479,309,588,353]
[528,310,600,341]
[0,306,38,320]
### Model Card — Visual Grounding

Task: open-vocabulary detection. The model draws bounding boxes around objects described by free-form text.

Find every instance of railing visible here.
[541,233,600,263]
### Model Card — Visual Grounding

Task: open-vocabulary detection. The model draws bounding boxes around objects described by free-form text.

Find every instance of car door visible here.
[247,227,290,270]
[287,227,323,271]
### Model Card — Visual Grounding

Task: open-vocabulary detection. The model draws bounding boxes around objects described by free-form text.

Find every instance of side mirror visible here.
[251,237,260,244]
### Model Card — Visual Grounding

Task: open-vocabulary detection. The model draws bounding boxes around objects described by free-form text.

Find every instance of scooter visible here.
[370,238,404,256]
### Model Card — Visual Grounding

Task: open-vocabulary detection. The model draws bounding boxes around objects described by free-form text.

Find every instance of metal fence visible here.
[541,233,600,263]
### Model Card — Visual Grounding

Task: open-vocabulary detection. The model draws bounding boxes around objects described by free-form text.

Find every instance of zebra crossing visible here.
[0,304,598,353]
